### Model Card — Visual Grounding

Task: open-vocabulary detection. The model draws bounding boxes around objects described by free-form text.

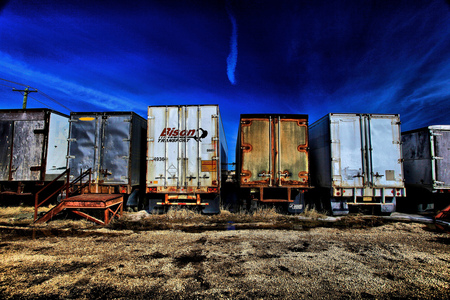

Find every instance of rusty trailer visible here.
[235,114,310,213]
[0,109,69,196]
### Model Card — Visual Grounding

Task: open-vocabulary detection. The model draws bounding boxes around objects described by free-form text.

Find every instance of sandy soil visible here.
[1,211,449,299]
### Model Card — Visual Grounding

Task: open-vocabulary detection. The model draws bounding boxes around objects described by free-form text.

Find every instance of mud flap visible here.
[288,192,305,214]
[381,197,396,213]
[330,198,349,216]
[202,196,220,214]
[147,199,163,214]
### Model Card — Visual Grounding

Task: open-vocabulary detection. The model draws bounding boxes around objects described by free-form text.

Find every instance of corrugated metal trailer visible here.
[146,105,228,214]
[0,109,69,194]
[402,125,450,211]
[235,114,310,213]
[67,112,147,207]
[309,113,405,215]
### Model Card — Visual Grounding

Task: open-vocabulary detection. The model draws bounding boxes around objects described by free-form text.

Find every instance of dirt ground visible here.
[0,208,449,299]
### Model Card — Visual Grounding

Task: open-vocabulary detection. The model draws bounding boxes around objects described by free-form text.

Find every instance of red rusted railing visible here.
[34,168,92,222]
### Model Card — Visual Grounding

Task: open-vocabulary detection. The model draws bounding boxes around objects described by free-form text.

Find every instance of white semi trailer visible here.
[145,105,227,214]
[309,113,406,215]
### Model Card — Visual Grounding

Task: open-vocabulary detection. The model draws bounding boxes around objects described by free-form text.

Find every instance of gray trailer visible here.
[309,113,406,215]
[67,112,147,207]
[146,105,228,214]
[235,114,310,213]
[402,125,450,211]
[0,109,69,195]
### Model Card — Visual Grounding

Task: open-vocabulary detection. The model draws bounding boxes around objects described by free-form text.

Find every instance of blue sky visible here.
[1,0,450,159]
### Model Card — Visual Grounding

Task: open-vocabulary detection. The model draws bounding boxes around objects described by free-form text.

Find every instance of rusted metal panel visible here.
[236,114,309,189]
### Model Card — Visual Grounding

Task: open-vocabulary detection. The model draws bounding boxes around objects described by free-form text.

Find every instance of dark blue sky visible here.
[1,0,450,157]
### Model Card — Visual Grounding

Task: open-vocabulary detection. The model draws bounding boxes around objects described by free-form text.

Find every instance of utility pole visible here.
[12,86,38,109]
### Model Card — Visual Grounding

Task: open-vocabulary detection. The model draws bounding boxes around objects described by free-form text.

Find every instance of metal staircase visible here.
[34,168,123,225]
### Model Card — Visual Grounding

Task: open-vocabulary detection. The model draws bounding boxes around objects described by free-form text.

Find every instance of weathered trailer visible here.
[67,112,147,207]
[0,109,69,194]
[402,125,450,211]
[235,114,310,213]
[146,105,228,214]
[309,113,405,215]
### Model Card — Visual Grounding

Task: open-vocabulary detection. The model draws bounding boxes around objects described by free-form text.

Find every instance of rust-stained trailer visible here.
[67,112,147,208]
[235,114,310,213]
[0,109,69,194]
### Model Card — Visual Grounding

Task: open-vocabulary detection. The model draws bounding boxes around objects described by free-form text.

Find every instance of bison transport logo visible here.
[158,127,208,142]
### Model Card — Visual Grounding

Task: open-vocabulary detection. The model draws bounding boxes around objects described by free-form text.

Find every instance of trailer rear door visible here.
[101,115,131,184]
[329,115,365,188]
[68,115,100,179]
[275,117,308,185]
[240,118,271,185]
[433,129,450,187]
[0,121,13,181]
[11,120,45,181]
[368,115,403,188]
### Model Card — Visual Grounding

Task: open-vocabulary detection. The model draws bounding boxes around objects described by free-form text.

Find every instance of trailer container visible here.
[146,105,227,214]
[0,109,69,195]
[309,113,405,215]
[67,112,147,207]
[235,114,310,213]
[402,125,450,211]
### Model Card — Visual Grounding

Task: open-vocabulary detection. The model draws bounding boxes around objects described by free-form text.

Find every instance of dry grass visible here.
[251,206,281,219]
[166,206,201,220]
[300,206,328,219]
[0,223,449,299]
[0,205,56,225]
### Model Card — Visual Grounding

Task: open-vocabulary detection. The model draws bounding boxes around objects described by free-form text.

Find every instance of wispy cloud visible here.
[226,0,238,85]
[0,52,134,112]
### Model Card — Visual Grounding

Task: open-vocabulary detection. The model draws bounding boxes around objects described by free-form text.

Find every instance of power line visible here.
[28,94,53,109]
[0,82,16,89]
[1,77,72,112]
[38,91,73,112]
[0,77,36,89]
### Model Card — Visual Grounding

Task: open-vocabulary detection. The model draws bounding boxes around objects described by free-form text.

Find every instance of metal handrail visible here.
[69,168,92,196]
[34,168,92,222]
[34,168,70,221]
